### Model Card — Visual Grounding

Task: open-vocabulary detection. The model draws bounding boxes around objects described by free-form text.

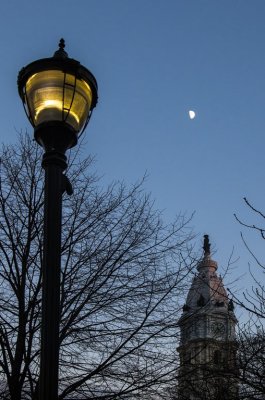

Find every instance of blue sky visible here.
[1,0,265,306]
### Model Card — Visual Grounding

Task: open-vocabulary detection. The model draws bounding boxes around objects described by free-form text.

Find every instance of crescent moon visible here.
[189,110,196,119]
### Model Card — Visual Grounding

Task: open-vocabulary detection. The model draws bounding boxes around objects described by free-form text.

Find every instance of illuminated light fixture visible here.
[17,39,98,152]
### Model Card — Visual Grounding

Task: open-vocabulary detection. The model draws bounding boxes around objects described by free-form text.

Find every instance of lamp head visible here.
[18,39,98,153]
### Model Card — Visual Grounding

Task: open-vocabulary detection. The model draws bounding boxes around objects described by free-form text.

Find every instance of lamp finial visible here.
[53,38,68,58]
[59,38,65,50]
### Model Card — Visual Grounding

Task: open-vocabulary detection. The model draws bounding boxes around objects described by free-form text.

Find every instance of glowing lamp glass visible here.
[24,70,93,133]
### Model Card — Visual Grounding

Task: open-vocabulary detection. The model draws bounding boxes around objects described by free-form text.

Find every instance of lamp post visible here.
[17,39,98,400]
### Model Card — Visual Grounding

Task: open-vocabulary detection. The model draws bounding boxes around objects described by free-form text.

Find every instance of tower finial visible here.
[53,38,68,58]
[203,234,211,255]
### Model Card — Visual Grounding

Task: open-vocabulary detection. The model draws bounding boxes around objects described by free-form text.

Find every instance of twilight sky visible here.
[1,0,265,307]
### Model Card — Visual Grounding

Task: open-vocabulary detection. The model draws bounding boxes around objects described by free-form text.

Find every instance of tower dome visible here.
[183,235,229,314]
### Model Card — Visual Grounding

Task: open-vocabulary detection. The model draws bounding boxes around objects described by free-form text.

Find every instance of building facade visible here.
[177,235,238,400]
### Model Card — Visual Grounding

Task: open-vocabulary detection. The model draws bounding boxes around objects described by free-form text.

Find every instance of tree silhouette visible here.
[234,198,265,399]
[0,134,195,400]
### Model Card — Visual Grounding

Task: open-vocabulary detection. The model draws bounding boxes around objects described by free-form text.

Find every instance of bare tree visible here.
[234,198,265,399]
[234,197,265,320]
[0,134,195,400]
[237,323,265,399]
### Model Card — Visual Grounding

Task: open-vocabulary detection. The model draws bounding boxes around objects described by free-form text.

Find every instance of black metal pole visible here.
[39,150,67,400]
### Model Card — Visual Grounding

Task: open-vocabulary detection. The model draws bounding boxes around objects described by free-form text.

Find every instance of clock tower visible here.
[177,235,238,399]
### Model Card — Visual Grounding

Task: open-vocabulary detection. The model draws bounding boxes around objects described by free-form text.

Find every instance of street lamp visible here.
[17,39,98,400]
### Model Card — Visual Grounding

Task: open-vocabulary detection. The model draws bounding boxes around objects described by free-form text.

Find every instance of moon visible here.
[189,110,196,120]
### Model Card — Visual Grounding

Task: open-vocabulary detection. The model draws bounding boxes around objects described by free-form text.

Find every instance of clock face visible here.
[211,322,226,336]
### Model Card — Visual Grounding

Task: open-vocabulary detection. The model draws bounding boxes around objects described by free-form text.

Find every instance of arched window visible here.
[184,352,191,364]
[213,350,222,365]
[197,294,205,307]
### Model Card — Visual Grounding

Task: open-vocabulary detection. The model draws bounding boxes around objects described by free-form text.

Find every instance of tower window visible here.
[213,350,222,365]
[215,301,224,307]
[184,352,191,364]
[197,294,205,307]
